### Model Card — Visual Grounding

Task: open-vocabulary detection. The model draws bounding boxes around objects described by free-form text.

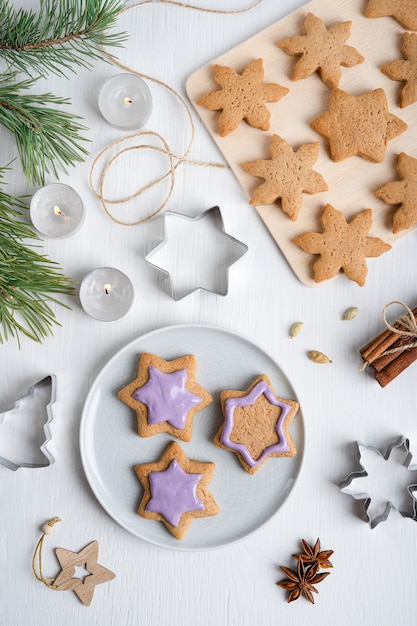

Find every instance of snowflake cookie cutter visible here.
[0,375,56,470]
[339,435,417,528]
[145,206,248,300]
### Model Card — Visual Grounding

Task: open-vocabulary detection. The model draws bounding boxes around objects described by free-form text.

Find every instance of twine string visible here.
[91,0,263,225]
[32,517,62,589]
[380,301,417,354]
[360,301,417,371]
[127,0,265,15]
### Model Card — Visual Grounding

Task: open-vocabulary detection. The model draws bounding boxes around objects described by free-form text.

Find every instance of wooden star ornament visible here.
[278,12,364,88]
[241,134,328,220]
[293,204,392,285]
[311,88,407,163]
[365,0,417,31]
[54,541,115,607]
[381,33,417,108]
[197,58,289,136]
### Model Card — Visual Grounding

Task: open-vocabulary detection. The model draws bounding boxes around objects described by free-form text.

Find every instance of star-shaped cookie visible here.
[135,441,219,539]
[54,541,115,607]
[196,58,289,136]
[213,374,298,475]
[381,32,417,108]
[241,134,328,220]
[365,0,417,30]
[117,352,212,442]
[311,88,407,163]
[293,204,392,285]
[375,152,417,233]
[278,13,364,88]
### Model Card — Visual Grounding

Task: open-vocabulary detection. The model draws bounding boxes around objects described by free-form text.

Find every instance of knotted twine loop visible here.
[381,301,417,352]
[32,517,62,589]
[360,301,417,371]
[90,0,264,225]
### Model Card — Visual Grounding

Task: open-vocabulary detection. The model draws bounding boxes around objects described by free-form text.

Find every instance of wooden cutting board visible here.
[186,0,416,287]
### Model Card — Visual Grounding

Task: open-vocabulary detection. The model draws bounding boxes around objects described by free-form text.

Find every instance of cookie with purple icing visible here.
[213,374,298,474]
[135,441,219,539]
[117,352,212,442]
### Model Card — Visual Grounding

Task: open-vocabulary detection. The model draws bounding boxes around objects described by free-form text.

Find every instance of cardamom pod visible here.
[307,350,332,364]
[342,306,358,321]
[289,321,304,338]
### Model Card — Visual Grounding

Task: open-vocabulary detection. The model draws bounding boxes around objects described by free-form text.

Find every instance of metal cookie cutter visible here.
[145,206,248,300]
[339,435,417,528]
[0,375,56,470]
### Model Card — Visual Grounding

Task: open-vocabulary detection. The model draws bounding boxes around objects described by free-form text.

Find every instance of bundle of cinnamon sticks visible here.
[360,306,417,387]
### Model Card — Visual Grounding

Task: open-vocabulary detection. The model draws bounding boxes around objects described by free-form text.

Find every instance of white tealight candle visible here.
[30,183,85,238]
[79,267,134,322]
[98,73,152,130]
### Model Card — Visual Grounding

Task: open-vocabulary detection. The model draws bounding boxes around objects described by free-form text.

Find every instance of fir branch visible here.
[0,72,89,185]
[0,0,127,77]
[0,166,74,345]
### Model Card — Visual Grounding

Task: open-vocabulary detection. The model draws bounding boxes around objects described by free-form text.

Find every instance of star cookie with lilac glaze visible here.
[311,88,407,163]
[365,0,417,30]
[135,441,219,539]
[375,152,417,233]
[213,374,298,475]
[241,134,328,221]
[381,33,417,108]
[293,204,392,286]
[196,58,289,137]
[117,352,212,442]
[278,13,364,88]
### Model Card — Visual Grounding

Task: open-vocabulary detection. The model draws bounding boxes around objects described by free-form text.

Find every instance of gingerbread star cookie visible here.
[278,13,364,88]
[311,88,407,162]
[196,58,289,136]
[117,352,212,442]
[381,33,417,108]
[293,204,392,286]
[135,441,219,539]
[241,134,328,220]
[365,0,417,30]
[213,374,298,475]
[375,152,417,233]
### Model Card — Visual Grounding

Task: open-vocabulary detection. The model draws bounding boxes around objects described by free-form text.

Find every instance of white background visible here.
[1,0,417,624]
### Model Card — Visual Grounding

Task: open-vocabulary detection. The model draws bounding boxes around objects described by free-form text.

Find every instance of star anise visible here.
[277,559,330,604]
[293,538,333,569]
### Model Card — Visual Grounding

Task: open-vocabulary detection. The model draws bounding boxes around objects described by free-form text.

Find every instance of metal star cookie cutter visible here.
[145,206,248,300]
[339,435,417,528]
[0,375,56,470]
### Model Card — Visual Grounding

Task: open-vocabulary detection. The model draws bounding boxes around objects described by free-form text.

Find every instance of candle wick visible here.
[104,283,112,295]
[53,205,69,221]
[124,97,133,105]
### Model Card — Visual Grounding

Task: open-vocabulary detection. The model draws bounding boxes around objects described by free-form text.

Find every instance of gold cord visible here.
[32,517,62,589]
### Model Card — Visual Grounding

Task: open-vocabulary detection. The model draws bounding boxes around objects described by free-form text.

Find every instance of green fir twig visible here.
[0,166,74,345]
[0,0,127,77]
[0,72,89,185]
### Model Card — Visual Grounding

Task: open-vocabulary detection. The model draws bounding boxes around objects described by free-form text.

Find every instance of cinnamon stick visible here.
[360,306,417,365]
[374,347,417,387]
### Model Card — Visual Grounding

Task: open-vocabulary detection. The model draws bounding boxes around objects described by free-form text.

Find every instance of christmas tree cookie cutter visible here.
[145,206,248,300]
[0,374,56,470]
[339,435,417,528]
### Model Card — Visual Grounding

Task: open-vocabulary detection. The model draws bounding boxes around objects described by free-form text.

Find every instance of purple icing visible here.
[146,460,204,527]
[220,379,292,468]
[132,366,202,429]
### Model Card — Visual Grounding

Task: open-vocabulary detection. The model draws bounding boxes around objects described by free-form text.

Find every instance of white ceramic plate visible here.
[80,324,305,551]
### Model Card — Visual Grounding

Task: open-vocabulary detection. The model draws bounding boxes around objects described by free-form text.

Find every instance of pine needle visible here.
[0,0,127,77]
[0,166,74,345]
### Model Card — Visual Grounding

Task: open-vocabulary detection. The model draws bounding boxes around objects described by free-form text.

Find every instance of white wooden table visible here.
[1,1,417,624]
